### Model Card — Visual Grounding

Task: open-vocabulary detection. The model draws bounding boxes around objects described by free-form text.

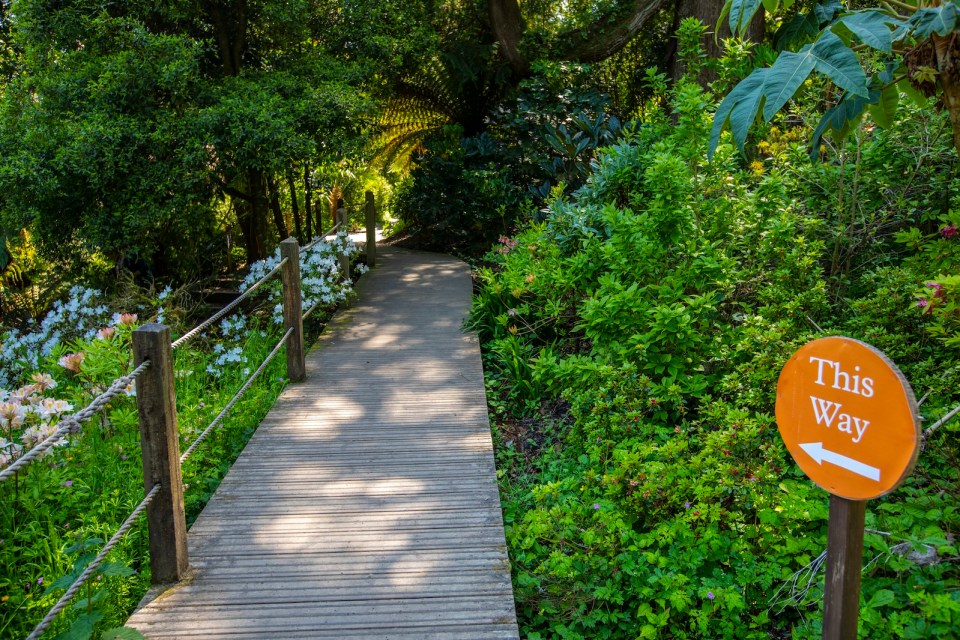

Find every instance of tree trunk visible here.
[489,0,530,78]
[268,175,288,239]
[304,162,314,240]
[236,200,264,264]
[933,32,960,155]
[246,168,267,262]
[205,0,247,76]
[671,0,764,84]
[287,169,302,240]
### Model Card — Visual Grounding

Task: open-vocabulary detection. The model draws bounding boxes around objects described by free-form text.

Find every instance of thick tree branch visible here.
[489,0,530,78]
[560,0,671,63]
[489,0,670,75]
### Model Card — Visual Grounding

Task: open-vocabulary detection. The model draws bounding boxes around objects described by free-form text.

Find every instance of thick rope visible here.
[171,258,288,351]
[302,300,322,322]
[302,222,343,252]
[0,360,151,483]
[180,328,293,465]
[26,484,161,640]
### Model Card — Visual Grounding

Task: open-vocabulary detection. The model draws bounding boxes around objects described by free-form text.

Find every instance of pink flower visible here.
[707,591,715,601]
[30,373,57,392]
[96,326,116,340]
[0,403,26,428]
[592,503,600,510]
[58,352,84,373]
[118,313,138,326]
[925,282,946,299]
[917,299,929,308]
[941,224,958,239]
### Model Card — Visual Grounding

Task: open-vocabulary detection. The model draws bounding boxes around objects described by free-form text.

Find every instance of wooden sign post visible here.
[776,337,920,639]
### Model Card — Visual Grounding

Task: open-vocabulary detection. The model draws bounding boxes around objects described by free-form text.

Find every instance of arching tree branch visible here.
[489,0,670,75]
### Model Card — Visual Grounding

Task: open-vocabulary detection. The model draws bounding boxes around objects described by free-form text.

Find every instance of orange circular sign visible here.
[776,337,920,500]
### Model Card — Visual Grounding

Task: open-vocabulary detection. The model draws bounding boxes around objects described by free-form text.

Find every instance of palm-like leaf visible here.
[371,43,511,173]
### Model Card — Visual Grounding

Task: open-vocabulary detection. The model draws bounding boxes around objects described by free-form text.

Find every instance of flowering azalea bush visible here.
[242,231,364,326]
[0,240,365,638]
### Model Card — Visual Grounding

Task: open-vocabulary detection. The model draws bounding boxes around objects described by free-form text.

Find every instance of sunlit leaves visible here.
[709,30,867,159]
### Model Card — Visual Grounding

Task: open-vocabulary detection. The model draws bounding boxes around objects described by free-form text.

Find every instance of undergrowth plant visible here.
[0,237,359,639]
[473,23,960,639]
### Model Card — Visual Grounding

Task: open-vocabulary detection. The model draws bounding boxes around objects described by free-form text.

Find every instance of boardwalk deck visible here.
[127,247,519,639]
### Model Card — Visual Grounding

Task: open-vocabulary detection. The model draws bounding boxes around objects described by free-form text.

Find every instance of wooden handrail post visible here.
[336,206,350,280]
[133,323,188,584]
[280,237,306,382]
[364,191,377,268]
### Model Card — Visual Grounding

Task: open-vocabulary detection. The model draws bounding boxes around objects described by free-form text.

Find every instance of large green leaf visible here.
[835,11,901,53]
[810,91,874,155]
[897,76,929,108]
[775,12,819,51]
[729,0,763,35]
[868,83,899,128]
[811,31,869,98]
[709,68,768,159]
[815,0,843,25]
[761,48,817,120]
[910,4,959,38]
[56,613,104,640]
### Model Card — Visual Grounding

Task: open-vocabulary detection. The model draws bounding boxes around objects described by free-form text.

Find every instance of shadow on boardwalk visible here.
[127,247,520,639]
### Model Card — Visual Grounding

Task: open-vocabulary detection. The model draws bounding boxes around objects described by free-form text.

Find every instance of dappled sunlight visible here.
[130,248,517,638]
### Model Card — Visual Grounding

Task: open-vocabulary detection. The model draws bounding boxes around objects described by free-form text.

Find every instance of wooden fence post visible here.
[364,191,377,269]
[133,324,188,584]
[336,206,350,279]
[280,237,306,382]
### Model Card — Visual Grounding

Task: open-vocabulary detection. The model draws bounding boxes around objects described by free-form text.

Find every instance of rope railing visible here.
[302,299,322,322]
[302,221,343,253]
[180,327,294,465]
[6,194,380,639]
[25,483,161,640]
[0,359,152,483]
[171,257,289,351]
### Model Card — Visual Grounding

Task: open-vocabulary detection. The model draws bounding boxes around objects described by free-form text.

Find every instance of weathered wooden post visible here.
[133,324,188,584]
[336,204,350,279]
[280,237,306,382]
[364,190,377,268]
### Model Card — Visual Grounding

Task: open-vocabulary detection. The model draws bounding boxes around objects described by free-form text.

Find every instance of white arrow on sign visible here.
[799,442,881,482]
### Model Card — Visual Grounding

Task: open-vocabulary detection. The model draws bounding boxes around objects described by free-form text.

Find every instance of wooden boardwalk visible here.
[127,247,520,639]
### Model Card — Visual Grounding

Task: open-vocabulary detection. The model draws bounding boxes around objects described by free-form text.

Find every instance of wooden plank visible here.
[128,248,519,639]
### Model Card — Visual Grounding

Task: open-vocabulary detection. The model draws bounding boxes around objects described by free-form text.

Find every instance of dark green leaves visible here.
[810,91,873,156]
[709,30,868,158]
[910,3,959,38]
[710,69,768,157]
[728,0,764,36]
[835,11,901,54]
[775,13,819,51]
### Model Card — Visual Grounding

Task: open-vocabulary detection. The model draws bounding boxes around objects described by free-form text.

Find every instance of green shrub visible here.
[474,62,960,639]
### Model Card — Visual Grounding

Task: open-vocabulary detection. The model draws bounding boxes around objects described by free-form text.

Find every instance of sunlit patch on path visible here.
[127,247,519,639]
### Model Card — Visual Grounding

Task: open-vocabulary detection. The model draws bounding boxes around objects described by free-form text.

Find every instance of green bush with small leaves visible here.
[474,51,960,638]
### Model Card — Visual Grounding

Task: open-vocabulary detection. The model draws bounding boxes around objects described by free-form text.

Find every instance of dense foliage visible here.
[472,58,960,638]
[0,237,361,638]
